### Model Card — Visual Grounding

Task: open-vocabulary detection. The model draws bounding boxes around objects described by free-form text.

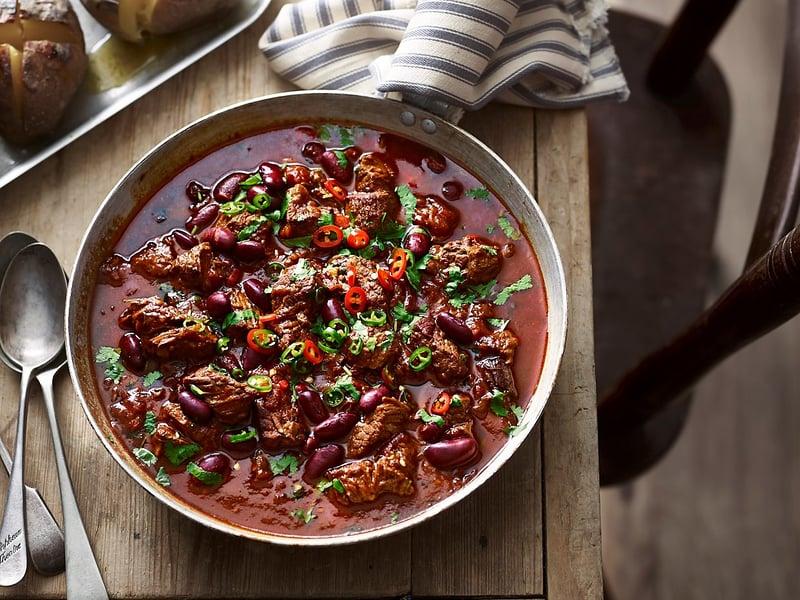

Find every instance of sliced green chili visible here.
[408,346,432,371]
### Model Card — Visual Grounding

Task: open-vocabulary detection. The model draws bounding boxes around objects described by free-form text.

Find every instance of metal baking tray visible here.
[0,0,271,190]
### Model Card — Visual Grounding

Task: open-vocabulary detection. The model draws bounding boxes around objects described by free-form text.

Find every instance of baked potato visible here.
[0,0,87,145]
[80,0,241,43]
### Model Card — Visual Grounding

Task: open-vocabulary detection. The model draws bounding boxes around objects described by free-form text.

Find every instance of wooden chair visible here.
[588,0,800,487]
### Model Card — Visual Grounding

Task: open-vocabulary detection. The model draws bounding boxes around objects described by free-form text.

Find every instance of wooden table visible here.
[0,4,601,598]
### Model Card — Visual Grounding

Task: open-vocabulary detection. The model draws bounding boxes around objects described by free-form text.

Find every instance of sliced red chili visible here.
[346,228,370,249]
[258,313,277,327]
[313,225,344,248]
[303,339,324,365]
[389,248,409,280]
[246,328,278,355]
[376,267,393,290]
[346,265,357,287]
[324,179,347,201]
[344,286,367,314]
[431,393,452,416]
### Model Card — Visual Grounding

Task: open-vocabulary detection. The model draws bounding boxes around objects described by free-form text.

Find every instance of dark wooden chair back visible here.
[589,0,800,486]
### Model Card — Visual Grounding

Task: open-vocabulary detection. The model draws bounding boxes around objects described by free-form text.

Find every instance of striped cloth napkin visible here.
[259,0,629,118]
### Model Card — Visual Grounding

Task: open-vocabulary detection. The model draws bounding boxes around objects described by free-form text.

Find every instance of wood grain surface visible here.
[0,3,600,598]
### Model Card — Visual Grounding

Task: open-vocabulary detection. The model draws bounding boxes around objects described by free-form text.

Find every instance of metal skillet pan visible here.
[65,90,567,546]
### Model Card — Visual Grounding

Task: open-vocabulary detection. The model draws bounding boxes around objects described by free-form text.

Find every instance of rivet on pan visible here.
[400,111,416,126]
[421,119,437,134]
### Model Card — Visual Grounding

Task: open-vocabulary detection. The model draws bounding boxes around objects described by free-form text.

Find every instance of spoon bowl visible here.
[0,243,66,585]
[0,232,65,577]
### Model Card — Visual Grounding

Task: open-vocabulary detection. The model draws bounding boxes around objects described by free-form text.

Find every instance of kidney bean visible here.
[242,346,266,370]
[242,278,270,311]
[418,422,444,444]
[313,411,357,441]
[186,202,219,232]
[185,180,210,203]
[319,149,353,183]
[303,444,344,481]
[214,350,242,377]
[424,437,479,469]
[205,290,231,319]
[441,180,463,201]
[193,453,230,481]
[359,384,390,414]
[302,141,325,163]
[119,332,146,372]
[435,311,474,346]
[403,231,431,258]
[321,297,347,324]
[259,162,286,194]
[202,226,236,252]
[425,153,446,174]
[235,240,265,262]
[172,229,198,249]
[221,426,259,454]
[178,389,213,423]
[214,172,248,201]
[297,388,328,424]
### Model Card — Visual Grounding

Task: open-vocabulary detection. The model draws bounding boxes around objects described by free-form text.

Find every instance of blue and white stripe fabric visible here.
[259,0,629,112]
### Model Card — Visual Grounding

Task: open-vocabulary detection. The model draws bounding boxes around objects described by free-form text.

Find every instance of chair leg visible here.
[646,0,741,94]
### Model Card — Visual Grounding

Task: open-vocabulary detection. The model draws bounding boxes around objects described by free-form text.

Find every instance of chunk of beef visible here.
[119,296,184,335]
[474,329,520,364]
[218,211,272,246]
[270,259,320,347]
[280,184,334,238]
[224,288,261,336]
[254,382,307,450]
[326,433,418,505]
[250,451,273,482]
[170,242,230,293]
[183,366,256,424]
[345,324,398,370]
[108,385,165,432]
[430,329,469,384]
[472,356,519,416]
[143,325,219,362]
[346,190,399,233]
[130,237,175,279]
[427,235,502,285]
[160,400,220,448]
[413,195,459,240]
[348,397,411,458]
[320,255,391,312]
[99,253,132,287]
[354,153,395,193]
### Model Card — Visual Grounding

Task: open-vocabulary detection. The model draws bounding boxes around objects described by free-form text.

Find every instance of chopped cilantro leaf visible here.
[504,405,526,436]
[222,309,257,329]
[282,235,313,248]
[143,411,157,435]
[291,258,317,281]
[186,462,223,486]
[497,213,521,240]
[333,149,348,168]
[396,185,418,222]
[95,346,124,383]
[269,454,299,476]
[489,389,508,417]
[155,467,171,487]
[142,370,162,387]
[416,409,445,428]
[163,441,200,466]
[486,317,509,331]
[494,274,533,306]
[133,447,157,467]
[237,215,269,241]
[291,508,316,524]
[466,187,490,201]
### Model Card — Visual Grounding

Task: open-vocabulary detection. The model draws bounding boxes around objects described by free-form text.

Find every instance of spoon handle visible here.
[0,437,65,576]
[0,367,33,586]
[37,366,109,600]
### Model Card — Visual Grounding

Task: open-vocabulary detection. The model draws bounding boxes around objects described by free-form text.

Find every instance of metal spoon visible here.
[0,232,66,577]
[0,243,66,585]
[0,243,108,596]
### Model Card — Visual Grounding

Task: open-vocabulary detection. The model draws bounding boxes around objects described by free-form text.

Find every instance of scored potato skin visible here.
[80,0,241,42]
[0,0,87,145]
